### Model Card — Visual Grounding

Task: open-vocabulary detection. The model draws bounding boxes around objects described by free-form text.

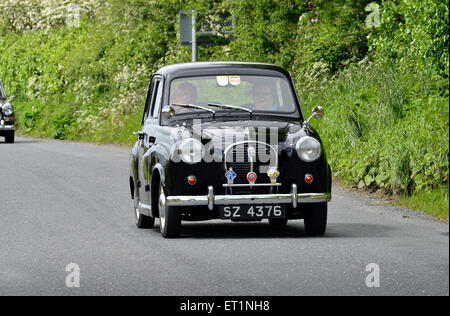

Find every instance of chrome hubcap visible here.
[159,185,166,229]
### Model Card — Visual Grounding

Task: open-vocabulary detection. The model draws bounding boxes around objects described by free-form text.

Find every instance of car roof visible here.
[155,62,292,80]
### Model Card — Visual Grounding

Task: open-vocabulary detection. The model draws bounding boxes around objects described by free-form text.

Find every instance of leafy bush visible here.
[50,110,74,139]
[369,0,449,76]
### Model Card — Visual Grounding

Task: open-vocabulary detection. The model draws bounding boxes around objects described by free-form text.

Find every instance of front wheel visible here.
[158,183,181,238]
[304,203,328,236]
[5,132,14,143]
[134,195,154,229]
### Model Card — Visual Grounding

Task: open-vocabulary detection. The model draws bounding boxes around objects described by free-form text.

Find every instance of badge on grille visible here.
[247,172,257,184]
[226,168,237,184]
[267,167,280,184]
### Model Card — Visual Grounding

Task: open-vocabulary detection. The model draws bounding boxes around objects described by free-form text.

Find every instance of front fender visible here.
[129,141,139,185]
[144,142,171,185]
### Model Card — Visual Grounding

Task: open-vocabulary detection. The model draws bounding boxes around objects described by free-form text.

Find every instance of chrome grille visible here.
[224,141,278,194]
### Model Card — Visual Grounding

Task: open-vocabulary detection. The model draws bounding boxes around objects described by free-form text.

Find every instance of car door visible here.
[138,76,163,205]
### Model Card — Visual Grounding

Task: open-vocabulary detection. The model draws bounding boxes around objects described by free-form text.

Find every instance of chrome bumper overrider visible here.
[166,184,332,211]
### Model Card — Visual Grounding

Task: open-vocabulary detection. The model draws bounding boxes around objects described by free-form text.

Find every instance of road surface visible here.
[0,137,448,296]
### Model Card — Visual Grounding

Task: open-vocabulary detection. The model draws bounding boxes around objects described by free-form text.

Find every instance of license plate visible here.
[219,205,285,220]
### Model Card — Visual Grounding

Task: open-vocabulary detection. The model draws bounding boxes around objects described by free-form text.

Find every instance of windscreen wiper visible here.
[172,103,216,118]
[207,103,253,116]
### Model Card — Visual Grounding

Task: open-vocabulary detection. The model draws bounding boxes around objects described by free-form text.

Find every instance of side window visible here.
[151,79,163,118]
[142,79,155,124]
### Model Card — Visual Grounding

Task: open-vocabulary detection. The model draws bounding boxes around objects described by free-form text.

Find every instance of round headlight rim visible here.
[178,138,205,164]
[295,136,322,162]
[2,103,14,116]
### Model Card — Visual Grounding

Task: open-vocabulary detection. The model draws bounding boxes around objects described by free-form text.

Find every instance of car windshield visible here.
[169,75,297,115]
[0,80,6,100]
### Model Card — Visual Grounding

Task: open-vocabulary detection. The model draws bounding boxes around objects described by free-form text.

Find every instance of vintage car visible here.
[129,62,332,238]
[0,80,15,143]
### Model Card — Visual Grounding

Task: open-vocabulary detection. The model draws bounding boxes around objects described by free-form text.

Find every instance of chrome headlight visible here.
[296,136,322,162]
[2,103,14,116]
[179,138,204,164]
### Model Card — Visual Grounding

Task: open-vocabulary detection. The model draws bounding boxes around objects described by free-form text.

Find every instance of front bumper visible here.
[167,184,331,211]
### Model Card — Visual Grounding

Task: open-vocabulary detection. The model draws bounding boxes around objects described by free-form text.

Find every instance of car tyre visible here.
[268,218,288,226]
[5,132,14,143]
[134,194,154,229]
[158,183,181,238]
[304,203,327,236]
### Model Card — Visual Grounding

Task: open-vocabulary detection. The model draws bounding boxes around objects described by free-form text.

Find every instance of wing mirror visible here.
[307,106,324,122]
[312,106,324,120]
[304,106,325,129]
[8,96,15,102]
[161,105,176,121]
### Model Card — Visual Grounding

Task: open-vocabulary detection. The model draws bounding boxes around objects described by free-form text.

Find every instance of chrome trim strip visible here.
[138,201,152,216]
[138,202,152,211]
[167,195,209,207]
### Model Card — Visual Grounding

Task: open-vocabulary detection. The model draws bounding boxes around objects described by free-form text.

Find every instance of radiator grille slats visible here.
[225,142,276,194]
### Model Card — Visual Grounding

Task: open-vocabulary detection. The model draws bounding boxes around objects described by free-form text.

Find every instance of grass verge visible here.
[399,185,449,221]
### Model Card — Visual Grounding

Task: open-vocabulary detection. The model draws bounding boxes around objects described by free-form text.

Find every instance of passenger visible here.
[252,83,279,111]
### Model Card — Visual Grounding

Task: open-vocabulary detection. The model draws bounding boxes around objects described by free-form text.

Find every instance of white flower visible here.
[0,0,103,32]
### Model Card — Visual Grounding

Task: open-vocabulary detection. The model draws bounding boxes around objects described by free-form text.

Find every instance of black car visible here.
[0,79,15,143]
[129,62,332,238]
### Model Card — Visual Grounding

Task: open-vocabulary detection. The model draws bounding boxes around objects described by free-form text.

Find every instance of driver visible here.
[171,82,198,113]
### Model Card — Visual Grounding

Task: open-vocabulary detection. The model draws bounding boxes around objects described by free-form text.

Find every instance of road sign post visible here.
[180,10,234,62]
[191,11,197,62]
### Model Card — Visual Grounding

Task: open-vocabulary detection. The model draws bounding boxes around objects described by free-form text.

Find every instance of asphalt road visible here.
[0,137,448,296]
